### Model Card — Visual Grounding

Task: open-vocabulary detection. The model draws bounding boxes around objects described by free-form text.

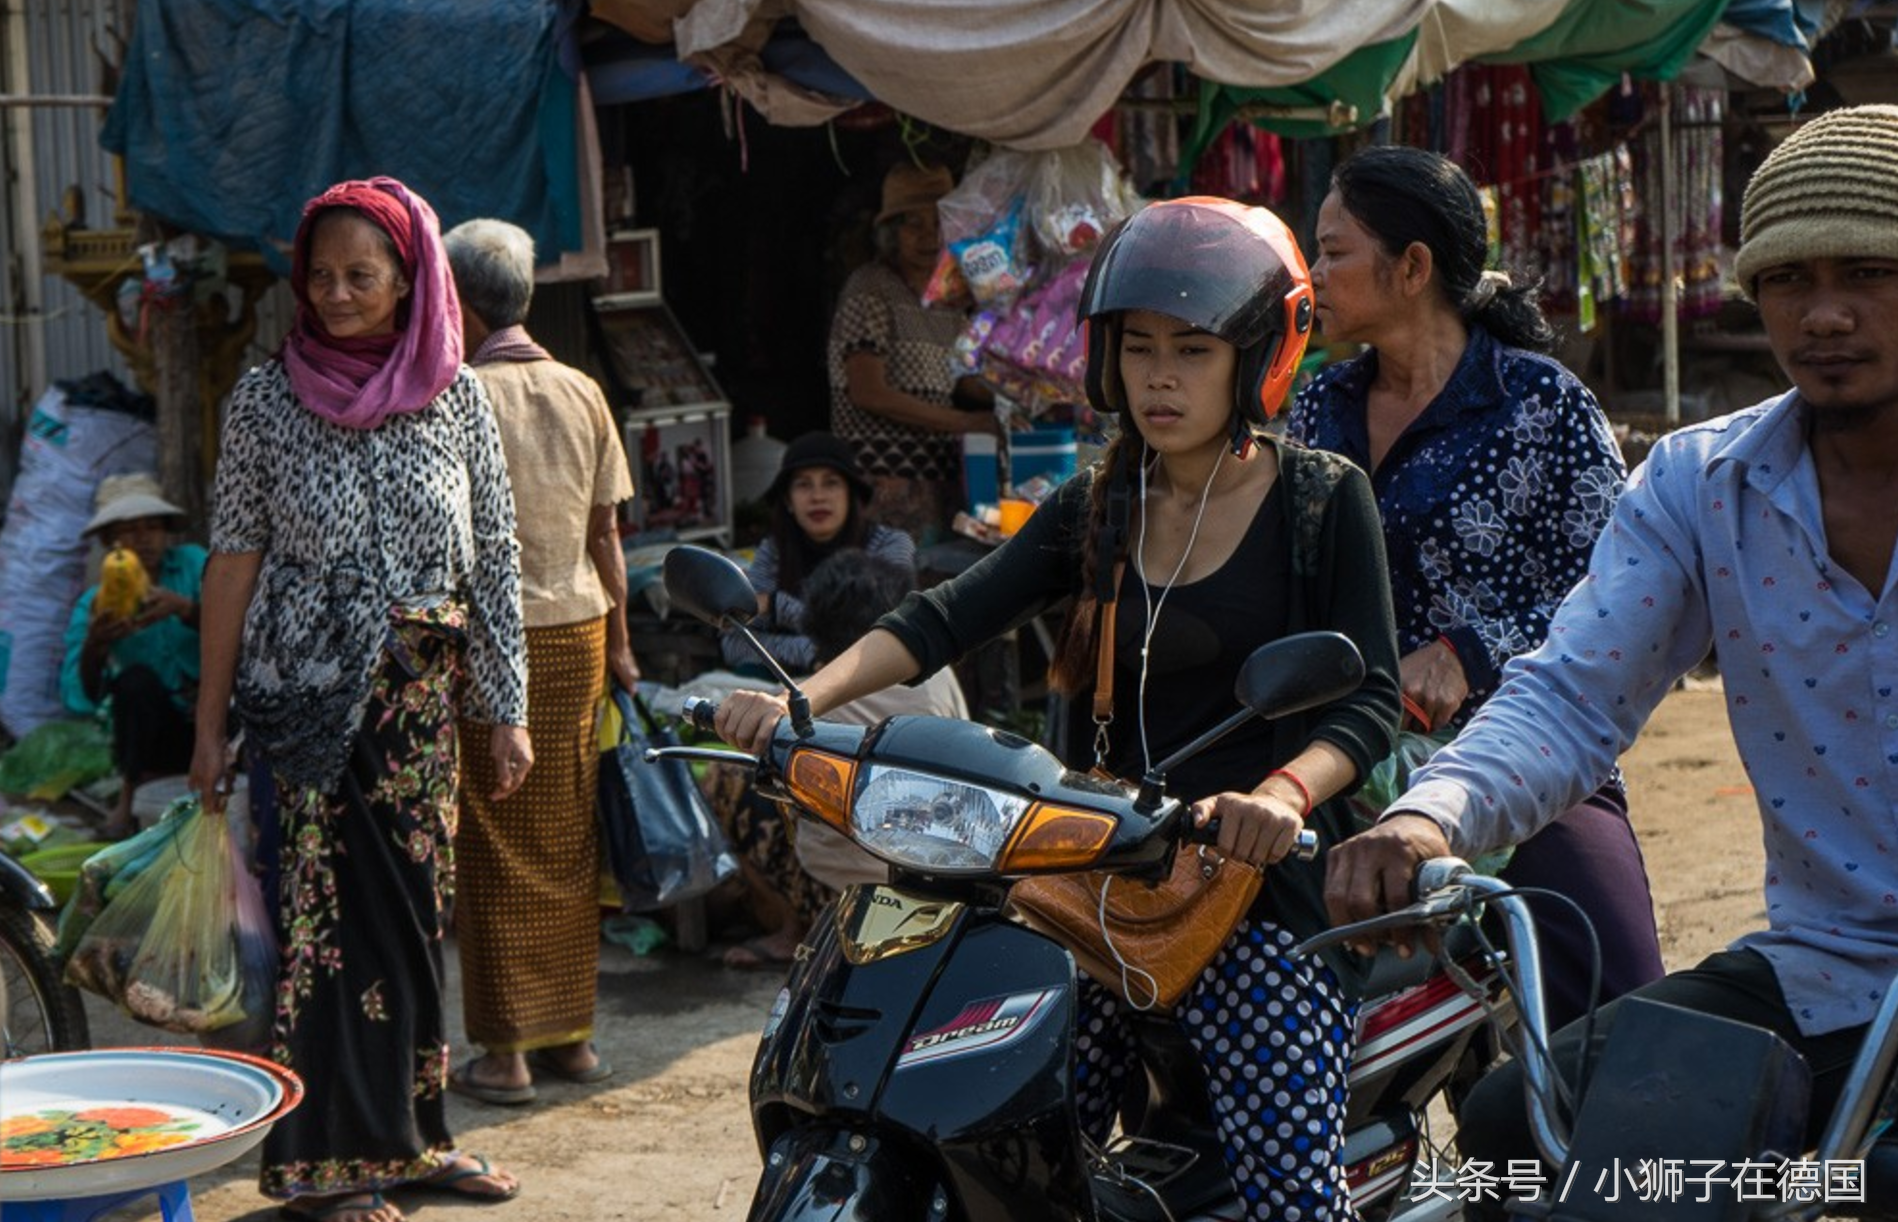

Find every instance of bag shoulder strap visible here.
[612,683,662,741]
[1091,559,1127,722]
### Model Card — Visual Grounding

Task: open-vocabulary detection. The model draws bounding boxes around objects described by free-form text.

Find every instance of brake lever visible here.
[642,745,755,767]
[1290,885,1477,960]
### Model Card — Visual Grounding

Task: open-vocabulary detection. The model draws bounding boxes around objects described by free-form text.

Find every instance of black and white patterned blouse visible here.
[211,360,527,788]
[827,261,966,482]
[1286,325,1626,725]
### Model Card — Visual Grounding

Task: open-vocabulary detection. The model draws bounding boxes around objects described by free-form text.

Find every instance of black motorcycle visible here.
[0,851,90,1057]
[657,545,1551,1221]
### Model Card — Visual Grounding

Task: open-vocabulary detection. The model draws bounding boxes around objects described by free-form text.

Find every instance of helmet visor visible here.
[1079,200,1298,349]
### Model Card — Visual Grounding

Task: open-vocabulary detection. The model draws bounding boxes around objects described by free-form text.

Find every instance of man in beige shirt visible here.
[444,219,635,1105]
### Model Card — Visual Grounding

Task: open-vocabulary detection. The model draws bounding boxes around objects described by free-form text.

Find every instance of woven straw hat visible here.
[84,472,185,536]
[1734,104,1898,298]
[874,163,954,226]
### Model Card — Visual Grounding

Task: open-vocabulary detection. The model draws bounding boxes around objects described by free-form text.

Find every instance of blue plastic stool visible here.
[1,1180,193,1222]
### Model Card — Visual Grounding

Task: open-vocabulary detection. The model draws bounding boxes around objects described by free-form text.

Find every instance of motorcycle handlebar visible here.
[1294,866,1566,1172]
[680,695,720,736]
[681,695,1320,866]
[1184,817,1318,862]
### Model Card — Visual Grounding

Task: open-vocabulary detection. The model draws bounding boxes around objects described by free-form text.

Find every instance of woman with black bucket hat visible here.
[711,432,919,970]
[718,431,915,675]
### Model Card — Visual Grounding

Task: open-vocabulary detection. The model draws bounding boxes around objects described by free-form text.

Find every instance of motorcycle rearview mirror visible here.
[1234,632,1366,721]
[1135,633,1366,812]
[660,546,814,737]
[663,545,759,627]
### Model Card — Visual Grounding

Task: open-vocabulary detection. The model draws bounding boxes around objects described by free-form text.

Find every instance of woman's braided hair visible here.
[1047,431,1140,695]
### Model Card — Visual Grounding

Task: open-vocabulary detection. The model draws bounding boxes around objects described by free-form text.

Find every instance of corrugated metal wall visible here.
[1,0,136,503]
[0,1,295,506]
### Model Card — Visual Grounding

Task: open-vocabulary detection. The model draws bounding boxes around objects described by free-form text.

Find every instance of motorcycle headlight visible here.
[851,766,1031,874]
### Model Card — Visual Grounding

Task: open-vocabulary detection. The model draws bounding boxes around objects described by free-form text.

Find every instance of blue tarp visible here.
[1721,0,1829,49]
[583,24,871,107]
[102,0,584,275]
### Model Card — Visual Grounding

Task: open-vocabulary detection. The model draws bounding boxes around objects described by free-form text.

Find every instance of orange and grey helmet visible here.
[1078,196,1314,436]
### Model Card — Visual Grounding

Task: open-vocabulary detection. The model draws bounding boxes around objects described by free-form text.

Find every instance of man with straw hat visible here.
[1330,104,1898,1210]
[59,472,206,838]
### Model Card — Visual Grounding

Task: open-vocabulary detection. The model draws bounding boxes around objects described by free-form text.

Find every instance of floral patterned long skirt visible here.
[259,609,465,1200]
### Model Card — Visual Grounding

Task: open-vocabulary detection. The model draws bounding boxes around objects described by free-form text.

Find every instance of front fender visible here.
[749,1125,939,1222]
[0,853,55,910]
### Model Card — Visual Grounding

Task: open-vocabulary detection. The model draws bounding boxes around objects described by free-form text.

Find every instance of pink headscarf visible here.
[281,177,464,430]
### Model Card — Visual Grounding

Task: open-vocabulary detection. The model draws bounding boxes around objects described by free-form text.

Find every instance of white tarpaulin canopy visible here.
[677,0,1435,148]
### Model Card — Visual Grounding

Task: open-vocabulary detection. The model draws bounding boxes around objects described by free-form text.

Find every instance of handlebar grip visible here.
[1185,818,1319,861]
[680,696,719,736]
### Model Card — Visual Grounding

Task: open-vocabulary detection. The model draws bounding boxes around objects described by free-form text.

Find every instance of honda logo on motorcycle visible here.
[895,988,1062,1069]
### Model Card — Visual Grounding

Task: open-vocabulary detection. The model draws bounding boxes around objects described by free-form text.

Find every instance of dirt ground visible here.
[74,681,1763,1221]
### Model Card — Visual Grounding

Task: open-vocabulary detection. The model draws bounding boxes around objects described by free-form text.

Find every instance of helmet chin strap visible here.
[1229,414,1256,459]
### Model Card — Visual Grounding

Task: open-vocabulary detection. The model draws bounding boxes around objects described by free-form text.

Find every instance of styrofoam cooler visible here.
[1008,425,1077,490]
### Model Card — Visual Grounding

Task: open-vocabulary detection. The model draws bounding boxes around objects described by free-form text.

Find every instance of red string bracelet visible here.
[1436,634,1460,660]
[1401,694,1435,732]
[1268,769,1314,819]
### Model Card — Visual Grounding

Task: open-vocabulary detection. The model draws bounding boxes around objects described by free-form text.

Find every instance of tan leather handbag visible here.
[1007,561,1262,1010]
[1010,844,1262,1010]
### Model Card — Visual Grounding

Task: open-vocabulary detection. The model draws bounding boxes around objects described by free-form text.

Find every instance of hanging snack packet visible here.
[920,248,972,309]
[1026,140,1144,257]
[950,198,1031,306]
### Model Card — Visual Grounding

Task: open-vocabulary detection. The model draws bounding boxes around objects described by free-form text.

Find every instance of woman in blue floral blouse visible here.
[1287,144,1664,1029]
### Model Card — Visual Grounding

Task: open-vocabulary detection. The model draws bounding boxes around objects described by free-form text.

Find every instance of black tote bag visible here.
[598,686,739,911]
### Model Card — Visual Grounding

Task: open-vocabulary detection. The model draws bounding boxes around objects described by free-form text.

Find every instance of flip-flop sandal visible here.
[277,1191,399,1221]
[527,1046,614,1084]
[447,1057,536,1106]
[412,1153,521,1203]
[721,936,796,970]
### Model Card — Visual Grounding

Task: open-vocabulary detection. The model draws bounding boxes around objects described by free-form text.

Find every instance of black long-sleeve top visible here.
[875,437,1401,989]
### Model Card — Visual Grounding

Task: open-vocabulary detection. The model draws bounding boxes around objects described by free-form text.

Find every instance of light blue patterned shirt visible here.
[1400,391,1898,1036]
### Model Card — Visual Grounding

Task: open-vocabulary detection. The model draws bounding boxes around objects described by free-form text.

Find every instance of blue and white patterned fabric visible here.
[1401,392,1898,1038]
[1287,325,1626,724]
[1074,921,1359,1221]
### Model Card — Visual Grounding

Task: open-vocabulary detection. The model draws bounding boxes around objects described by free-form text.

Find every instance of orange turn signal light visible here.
[785,748,856,834]
[999,802,1117,871]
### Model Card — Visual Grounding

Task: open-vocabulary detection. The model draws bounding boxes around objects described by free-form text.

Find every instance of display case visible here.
[593,229,733,544]
[621,403,732,544]
[595,302,724,414]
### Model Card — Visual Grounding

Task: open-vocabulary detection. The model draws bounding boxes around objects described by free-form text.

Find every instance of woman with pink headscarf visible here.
[191,178,527,1222]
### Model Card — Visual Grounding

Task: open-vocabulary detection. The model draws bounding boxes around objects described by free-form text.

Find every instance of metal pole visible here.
[0,93,114,107]
[2,1,49,417]
[1660,85,1681,426]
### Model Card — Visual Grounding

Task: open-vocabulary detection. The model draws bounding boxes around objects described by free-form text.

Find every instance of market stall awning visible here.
[645,0,1839,149]
[673,0,1436,149]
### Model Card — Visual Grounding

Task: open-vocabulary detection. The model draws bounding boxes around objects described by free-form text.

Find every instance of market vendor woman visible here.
[59,472,205,839]
[829,161,996,544]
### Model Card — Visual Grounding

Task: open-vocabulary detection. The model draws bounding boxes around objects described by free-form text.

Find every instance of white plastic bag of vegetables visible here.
[61,795,277,1037]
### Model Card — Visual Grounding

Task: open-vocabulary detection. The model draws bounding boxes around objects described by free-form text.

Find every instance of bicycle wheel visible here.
[0,901,90,1055]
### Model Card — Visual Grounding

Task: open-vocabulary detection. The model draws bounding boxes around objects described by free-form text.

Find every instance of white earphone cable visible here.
[1133,444,1225,772]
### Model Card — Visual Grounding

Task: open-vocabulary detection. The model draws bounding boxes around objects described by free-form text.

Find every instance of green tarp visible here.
[1184,0,1730,175]
[1485,0,1733,119]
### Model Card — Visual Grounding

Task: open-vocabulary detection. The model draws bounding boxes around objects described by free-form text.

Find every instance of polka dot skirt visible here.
[1074,918,1360,1221]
